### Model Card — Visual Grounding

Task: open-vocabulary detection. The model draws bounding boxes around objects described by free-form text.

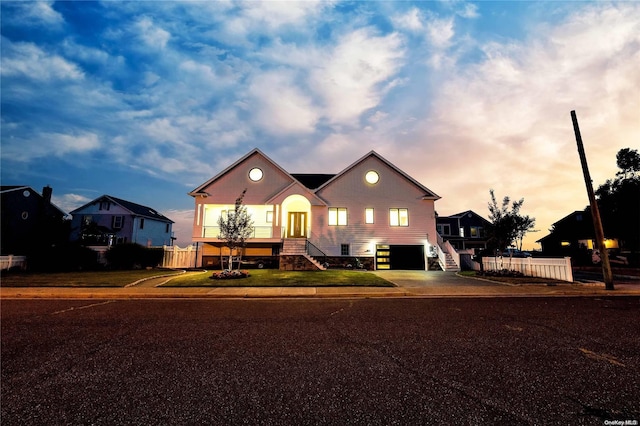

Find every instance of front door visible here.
[287,212,307,238]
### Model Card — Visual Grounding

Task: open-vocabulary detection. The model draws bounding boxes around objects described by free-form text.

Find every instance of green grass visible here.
[0,269,181,287]
[163,269,394,287]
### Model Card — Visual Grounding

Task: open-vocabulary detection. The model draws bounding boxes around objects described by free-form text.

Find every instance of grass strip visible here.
[0,269,182,287]
[163,269,394,287]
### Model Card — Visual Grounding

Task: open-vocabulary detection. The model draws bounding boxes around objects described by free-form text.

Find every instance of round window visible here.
[365,170,379,184]
[249,168,263,182]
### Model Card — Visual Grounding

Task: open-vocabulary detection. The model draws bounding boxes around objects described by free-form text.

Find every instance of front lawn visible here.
[163,269,394,287]
[0,269,181,287]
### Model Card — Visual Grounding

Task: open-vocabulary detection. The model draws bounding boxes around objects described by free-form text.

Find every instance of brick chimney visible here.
[42,185,52,205]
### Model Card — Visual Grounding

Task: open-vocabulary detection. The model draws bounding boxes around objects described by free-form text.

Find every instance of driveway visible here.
[372,270,496,288]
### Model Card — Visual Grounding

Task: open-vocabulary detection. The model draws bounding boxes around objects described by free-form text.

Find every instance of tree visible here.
[594,148,640,254]
[615,148,640,180]
[217,189,254,270]
[487,190,536,254]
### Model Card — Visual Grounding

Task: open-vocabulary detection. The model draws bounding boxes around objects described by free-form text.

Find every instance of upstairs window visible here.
[112,216,124,229]
[329,208,347,226]
[389,208,408,227]
[99,201,110,211]
[140,218,145,229]
[365,208,374,224]
[470,226,485,238]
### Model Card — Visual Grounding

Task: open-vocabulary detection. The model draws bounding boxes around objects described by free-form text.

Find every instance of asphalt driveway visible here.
[372,270,496,287]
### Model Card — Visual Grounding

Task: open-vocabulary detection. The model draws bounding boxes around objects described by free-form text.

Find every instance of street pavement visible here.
[2,297,639,424]
[1,270,639,299]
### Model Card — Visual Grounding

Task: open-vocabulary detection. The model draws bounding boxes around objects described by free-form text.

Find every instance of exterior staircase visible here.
[436,234,461,272]
[281,239,327,271]
[441,252,459,272]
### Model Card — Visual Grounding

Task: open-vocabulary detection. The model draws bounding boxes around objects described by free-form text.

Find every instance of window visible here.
[389,208,408,227]
[365,208,374,224]
[341,244,350,256]
[437,224,451,235]
[140,218,145,229]
[328,208,347,226]
[166,223,170,233]
[112,216,124,229]
[99,201,110,211]
[266,211,273,223]
[470,226,485,238]
[83,215,93,227]
[365,170,379,184]
[249,168,263,182]
[459,227,464,237]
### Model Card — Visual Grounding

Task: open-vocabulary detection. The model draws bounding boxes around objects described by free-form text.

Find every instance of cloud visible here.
[52,193,92,214]
[247,70,319,135]
[1,38,84,81]
[3,132,100,162]
[392,8,424,32]
[310,27,405,126]
[4,1,64,28]
[133,17,170,50]
[391,3,640,248]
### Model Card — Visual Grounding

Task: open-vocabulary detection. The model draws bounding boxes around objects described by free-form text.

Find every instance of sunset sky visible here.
[2,1,639,248]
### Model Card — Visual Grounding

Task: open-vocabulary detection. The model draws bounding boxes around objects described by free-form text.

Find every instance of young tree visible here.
[487,190,536,254]
[217,189,254,270]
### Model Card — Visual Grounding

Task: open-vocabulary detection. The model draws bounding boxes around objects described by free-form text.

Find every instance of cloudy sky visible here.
[2,1,639,248]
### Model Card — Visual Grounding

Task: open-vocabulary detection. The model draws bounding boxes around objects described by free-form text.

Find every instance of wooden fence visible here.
[479,256,574,282]
[162,245,197,269]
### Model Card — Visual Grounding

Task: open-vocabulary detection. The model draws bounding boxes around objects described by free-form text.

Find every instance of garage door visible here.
[376,244,425,270]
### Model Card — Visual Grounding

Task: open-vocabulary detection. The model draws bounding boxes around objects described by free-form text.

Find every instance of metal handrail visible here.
[305,239,327,265]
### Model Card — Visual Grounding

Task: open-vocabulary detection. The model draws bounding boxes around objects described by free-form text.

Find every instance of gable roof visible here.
[70,195,173,223]
[316,151,441,200]
[1,185,67,217]
[189,148,295,196]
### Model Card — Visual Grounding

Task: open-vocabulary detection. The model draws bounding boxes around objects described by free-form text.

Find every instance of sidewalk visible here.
[1,271,639,299]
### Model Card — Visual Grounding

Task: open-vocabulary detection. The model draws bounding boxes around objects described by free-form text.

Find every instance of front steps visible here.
[281,239,327,271]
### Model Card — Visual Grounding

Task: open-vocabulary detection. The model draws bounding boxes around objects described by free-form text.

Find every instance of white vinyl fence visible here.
[480,256,574,282]
[162,245,197,269]
[0,255,27,271]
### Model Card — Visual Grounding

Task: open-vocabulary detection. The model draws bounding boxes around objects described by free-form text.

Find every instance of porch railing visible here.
[203,226,273,239]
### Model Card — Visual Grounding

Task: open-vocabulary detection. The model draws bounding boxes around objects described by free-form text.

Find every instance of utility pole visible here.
[571,110,614,290]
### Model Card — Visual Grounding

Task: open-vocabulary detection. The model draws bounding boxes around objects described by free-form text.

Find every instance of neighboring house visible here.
[69,195,174,247]
[1,185,67,255]
[189,148,441,270]
[537,210,619,256]
[436,210,491,252]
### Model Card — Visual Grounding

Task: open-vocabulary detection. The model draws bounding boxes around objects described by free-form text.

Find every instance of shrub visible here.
[210,270,250,280]
[106,244,163,270]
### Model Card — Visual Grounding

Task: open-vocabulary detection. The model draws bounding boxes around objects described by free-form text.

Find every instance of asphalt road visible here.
[2,298,639,425]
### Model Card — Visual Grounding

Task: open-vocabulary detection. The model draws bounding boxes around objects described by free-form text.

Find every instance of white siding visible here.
[313,155,437,255]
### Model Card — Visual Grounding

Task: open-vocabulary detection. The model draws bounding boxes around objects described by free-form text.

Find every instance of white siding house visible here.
[189,148,441,270]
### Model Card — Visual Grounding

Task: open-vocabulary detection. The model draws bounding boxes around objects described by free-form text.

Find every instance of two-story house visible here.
[189,148,440,270]
[436,210,491,252]
[69,195,174,247]
[1,185,67,256]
